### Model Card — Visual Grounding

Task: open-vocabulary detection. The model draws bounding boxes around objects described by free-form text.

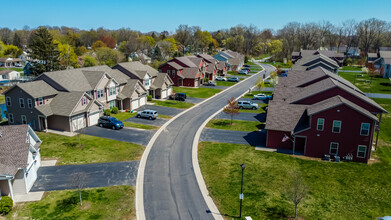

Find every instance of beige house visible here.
[0,125,42,201]
[0,70,20,80]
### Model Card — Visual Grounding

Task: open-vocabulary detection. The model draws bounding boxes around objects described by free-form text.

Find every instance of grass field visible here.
[206,119,264,132]
[150,100,194,109]
[338,71,391,94]
[173,87,221,98]
[8,186,135,219]
[199,142,391,219]
[37,132,145,165]
[0,67,23,72]
[340,66,363,71]
[216,81,236,87]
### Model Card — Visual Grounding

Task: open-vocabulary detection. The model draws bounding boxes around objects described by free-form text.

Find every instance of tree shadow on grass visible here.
[213,120,232,127]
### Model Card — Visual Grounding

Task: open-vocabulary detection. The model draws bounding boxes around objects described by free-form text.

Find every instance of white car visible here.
[137,110,158,120]
[216,76,227,81]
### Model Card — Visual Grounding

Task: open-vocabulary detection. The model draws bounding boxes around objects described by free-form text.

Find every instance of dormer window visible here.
[38,98,44,105]
[82,97,87,105]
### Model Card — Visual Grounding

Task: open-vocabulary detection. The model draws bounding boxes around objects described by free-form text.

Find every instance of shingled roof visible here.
[265,101,307,132]
[13,80,58,98]
[115,61,159,78]
[180,67,200,79]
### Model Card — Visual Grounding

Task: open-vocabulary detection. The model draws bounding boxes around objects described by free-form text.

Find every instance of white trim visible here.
[357,145,367,158]
[332,120,341,133]
[360,122,370,136]
[329,142,339,155]
[317,118,324,131]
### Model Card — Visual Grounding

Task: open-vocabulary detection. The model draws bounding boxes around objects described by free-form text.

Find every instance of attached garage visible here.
[167,87,172,96]
[131,99,139,110]
[139,96,146,106]
[161,89,167,99]
[88,111,100,126]
[71,114,86,131]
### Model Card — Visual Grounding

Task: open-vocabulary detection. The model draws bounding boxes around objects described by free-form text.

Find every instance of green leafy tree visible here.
[255,77,265,91]
[152,45,163,61]
[82,55,98,67]
[28,28,60,75]
[75,46,87,56]
[96,47,121,66]
[56,40,78,69]
[4,45,22,58]
[163,37,178,53]
[91,40,107,50]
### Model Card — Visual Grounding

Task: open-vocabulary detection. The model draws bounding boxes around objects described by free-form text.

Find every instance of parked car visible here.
[238,70,248,75]
[227,77,240,82]
[242,68,250,73]
[238,101,259,110]
[98,116,124,130]
[204,81,216,86]
[216,76,227,81]
[169,92,187,101]
[252,93,272,100]
[243,64,251,68]
[137,110,158,120]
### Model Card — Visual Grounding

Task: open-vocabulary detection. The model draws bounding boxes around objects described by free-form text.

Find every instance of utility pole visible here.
[239,163,246,218]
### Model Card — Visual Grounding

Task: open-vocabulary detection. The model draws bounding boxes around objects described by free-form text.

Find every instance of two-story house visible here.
[291,50,344,67]
[196,54,218,81]
[213,50,244,71]
[368,51,391,78]
[0,124,42,201]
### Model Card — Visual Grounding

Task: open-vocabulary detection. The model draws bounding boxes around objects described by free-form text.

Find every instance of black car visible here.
[169,93,187,101]
[243,64,251,68]
[98,116,124,130]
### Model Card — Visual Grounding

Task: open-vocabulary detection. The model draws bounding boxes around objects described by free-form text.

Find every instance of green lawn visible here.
[239,104,267,113]
[150,100,195,109]
[252,54,270,60]
[261,61,291,68]
[216,81,236,87]
[243,91,273,99]
[0,67,23,72]
[340,66,363,71]
[338,71,391,94]
[8,186,135,219]
[173,87,221,98]
[0,95,4,104]
[206,119,264,132]
[111,112,136,121]
[372,98,391,144]
[199,142,391,219]
[111,111,158,130]
[37,132,145,165]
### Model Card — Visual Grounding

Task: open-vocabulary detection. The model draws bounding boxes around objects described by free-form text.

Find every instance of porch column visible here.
[8,178,14,202]
[44,117,48,132]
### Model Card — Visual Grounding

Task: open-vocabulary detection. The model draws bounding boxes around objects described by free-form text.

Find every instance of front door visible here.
[39,116,46,131]
[294,137,306,155]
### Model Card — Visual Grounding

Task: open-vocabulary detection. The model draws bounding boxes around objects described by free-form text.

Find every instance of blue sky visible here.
[1,0,390,33]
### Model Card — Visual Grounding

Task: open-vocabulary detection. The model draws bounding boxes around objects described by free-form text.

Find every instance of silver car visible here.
[136,110,158,120]
[237,101,258,110]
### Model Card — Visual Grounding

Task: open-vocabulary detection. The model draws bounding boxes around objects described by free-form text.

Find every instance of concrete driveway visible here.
[136,104,183,116]
[126,116,169,126]
[30,161,139,192]
[79,126,155,146]
[200,128,266,146]
[214,112,266,122]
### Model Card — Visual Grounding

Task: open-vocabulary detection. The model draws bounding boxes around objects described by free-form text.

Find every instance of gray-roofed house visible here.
[369,51,391,78]
[0,70,20,80]
[292,54,340,73]
[0,125,42,201]
[213,50,244,71]
[291,49,344,67]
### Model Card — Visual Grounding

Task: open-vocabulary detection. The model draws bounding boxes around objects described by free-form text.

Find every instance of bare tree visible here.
[223,97,240,125]
[357,18,387,56]
[71,172,88,206]
[285,171,308,219]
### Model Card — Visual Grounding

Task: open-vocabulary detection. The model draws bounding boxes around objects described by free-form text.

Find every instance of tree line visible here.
[0,18,390,75]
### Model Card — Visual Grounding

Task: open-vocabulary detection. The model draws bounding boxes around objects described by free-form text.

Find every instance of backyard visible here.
[7,186,135,219]
[172,86,221,98]
[338,71,391,94]
[38,132,145,165]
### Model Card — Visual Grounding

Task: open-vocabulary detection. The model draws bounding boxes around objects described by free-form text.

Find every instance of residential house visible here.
[0,58,23,68]
[291,50,344,67]
[158,56,206,87]
[113,61,173,99]
[329,46,360,57]
[213,50,244,71]
[0,125,42,201]
[368,51,391,78]
[196,53,218,81]
[0,70,20,80]
[217,60,228,76]
[292,53,340,73]
[265,67,387,163]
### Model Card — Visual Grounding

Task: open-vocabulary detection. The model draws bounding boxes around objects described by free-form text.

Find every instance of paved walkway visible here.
[31,161,139,192]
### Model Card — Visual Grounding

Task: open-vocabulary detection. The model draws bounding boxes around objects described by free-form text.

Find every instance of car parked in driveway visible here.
[238,101,259,110]
[169,93,187,101]
[203,81,216,86]
[216,76,227,81]
[98,116,124,130]
[227,77,240,82]
[243,64,251,68]
[137,110,158,120]
[238,70,248,75]
[252,93,272,100]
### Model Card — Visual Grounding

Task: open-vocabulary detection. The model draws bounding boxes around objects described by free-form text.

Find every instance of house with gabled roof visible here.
[196,53,218,81]
[368,50,391,78]
[292,54,340,73]
[291,49,344,67]
[0,125,42,201]
[213,50,244,71]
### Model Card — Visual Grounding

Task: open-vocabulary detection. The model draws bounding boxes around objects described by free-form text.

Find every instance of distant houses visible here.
[291,49,344,67]
[367,50,391,78]
[213,50,244,72]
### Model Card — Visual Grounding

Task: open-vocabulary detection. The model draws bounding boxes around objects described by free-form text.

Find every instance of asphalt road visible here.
[31,161,139,191]
[365,93,391,99]
[200,128,266,146]
[80,126,155,146]
[143,64,275,219]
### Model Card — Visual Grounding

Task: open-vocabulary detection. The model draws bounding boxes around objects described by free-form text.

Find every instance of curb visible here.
[136,63,270,220]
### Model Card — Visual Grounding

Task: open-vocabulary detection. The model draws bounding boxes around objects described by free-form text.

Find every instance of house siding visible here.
[266,130,294,150]
[47,115,71,132]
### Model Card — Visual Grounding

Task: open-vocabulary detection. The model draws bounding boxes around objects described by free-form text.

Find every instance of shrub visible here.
[147,95,153,101]
[244,55,249,63]
[104,109,111,116]
[204,78,209,83]
[346,58,353,66]
[0,196,13,215]
[111,107,119,114]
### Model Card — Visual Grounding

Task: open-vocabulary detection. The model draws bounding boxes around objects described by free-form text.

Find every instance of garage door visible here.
[25,164,37,192]
[131,99,139,110]
[167,87,172,96]
[194,80,198,87]
[139,96,146,106]
[71,115,86,131]
[88,112,100,126]
[161,90,167,99]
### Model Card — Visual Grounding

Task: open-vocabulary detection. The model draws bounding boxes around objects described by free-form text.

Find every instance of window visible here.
[109,100,115,109]
[360,123,370,136]
[329,142,339,155]
[8,113,14,123]
[82,97,87,105]
[6,97,11,106]
[357,145,367,158]
[167,70,170,74]
[97,89,104,98]
[27,99,33,108]
[86,91,92,96]
[21,115,27,124]
[332,120,341,133]
[144,79,149,86]
[109,87,116,96]
[38,98,44,105]
[19,98,25,108]
[172,70,175,75]
[317,118,324,131]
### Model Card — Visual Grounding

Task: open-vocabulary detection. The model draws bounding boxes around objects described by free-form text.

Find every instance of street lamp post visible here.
[239,163,246,218]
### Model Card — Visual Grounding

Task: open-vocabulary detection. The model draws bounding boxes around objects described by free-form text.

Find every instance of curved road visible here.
[143,63,275,219]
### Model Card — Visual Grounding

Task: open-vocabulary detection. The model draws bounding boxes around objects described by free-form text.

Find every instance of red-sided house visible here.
[158,56,206,87]
[196,54,218,81]
[266,96,379,163]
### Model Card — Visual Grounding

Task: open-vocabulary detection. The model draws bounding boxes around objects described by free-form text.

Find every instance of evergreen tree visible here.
[12,33,22,49]
[28,28,60,75]
[152,45,163,61]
